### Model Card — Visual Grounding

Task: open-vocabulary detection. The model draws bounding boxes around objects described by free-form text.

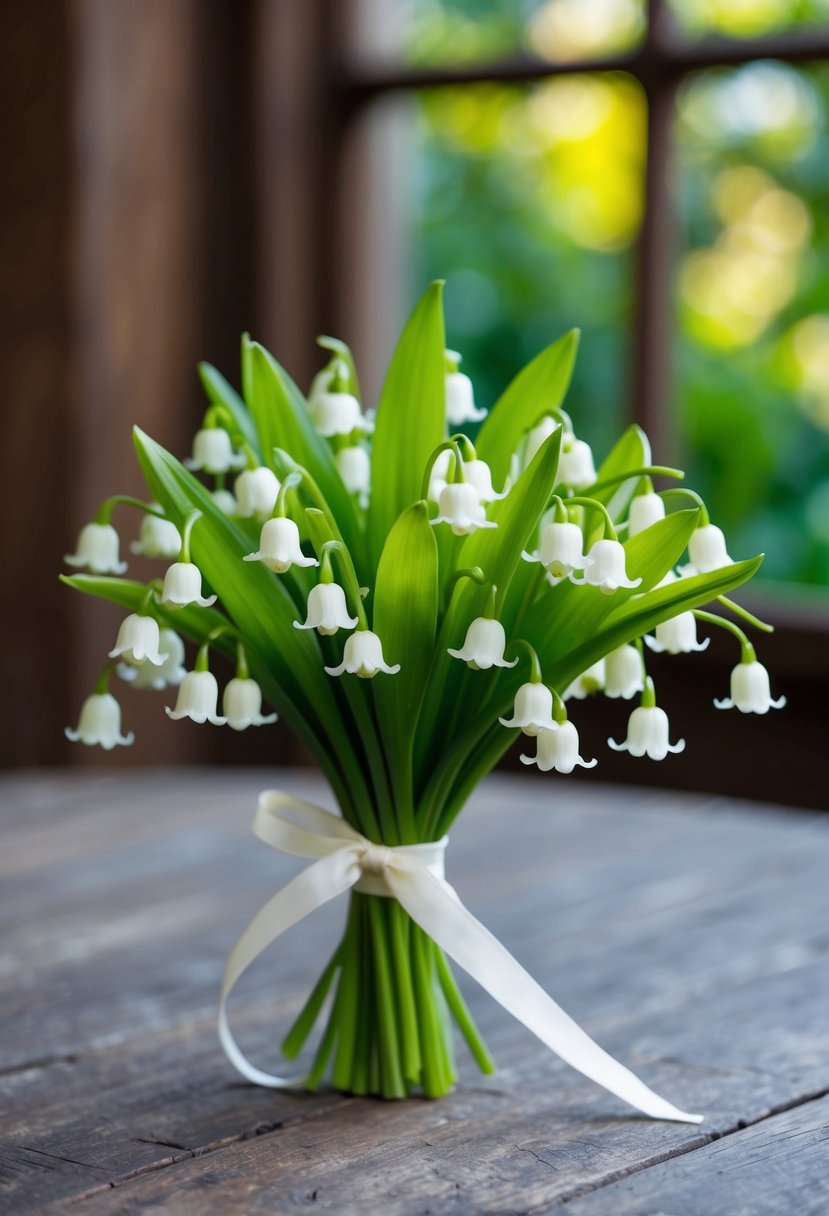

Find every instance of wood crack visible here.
[537,1084,829,1211]
[62,1096,358,1205]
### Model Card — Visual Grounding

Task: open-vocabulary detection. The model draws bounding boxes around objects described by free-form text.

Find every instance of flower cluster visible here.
[62,292,781,800]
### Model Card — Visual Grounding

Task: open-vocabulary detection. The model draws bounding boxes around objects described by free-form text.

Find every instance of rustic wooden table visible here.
[2,769,828,1215]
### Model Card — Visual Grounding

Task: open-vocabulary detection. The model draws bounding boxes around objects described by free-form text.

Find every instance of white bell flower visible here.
[325,630,400,678]
[557,438,597,489]
[714,660,786,714]
[312,390,366,437]
[428,449,454,503]
[448,618,518,671]
[108,614,168,666]
[244,517,319,574]
[234,467,280,520]
[609,703,685,760]
[431,482,496,536]
[294,582,358,636]
[576,539,641,594]
[463,458,507,503]
[563,659,606,701]
[645,612,709,655]
[685,523,732,575]
[335,446,371,506]
[445,367,486,426]
[212,488,238,516]
[66,693,134,749]
[185,428,246,474]
[131,512,181,559]
[223,677,277,730]
[627,492,665,536]
[499,682,558,736]
[604,644,644,699]
[158,561,217,608]
[521,722,596,773]
[525,416,557,465]
[118,628,186,689]
[65,523,127,575]
[523,521,591,583]
[165,670,226,724]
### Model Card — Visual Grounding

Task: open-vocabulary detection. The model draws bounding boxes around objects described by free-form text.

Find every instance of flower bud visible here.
[109,614,168,666]
[118,628,186,690]
[563,659,605,701]
[448,618,517,671]
[645,612,709,655]
[311,391,365,438]
[499,682,558,736]
[158,562,217,609]
[131,512,181,559]
[66,693,134,750]
[609,705,685,760]
[244,517,319,574]
[445,369,486,426]
[185,428,246,474]
[165,670,226,724]
[223,677,277,730]
[294,583,358,636]
[687,524,732,575]
[521,722,596,773]
[604,644,644,700]
[576,539,641,594]
[335,445,371,506]
[234,468,280,519]
[65,523,127,575]
[431,482,496,536]
[325,630,400,678]
[524,521,591,582]
[558,438,596,489]
[714,660,786,714]
[627,492,665,537]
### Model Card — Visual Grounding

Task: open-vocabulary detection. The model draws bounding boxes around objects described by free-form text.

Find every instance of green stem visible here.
[93,496,166,525]
[435,950,495,1074]
[563,495,616,539]
[585,465,684,496]
[693,609,755,661]
[367,899,406,1098]
[389,902,422,1085]
[281,947,341,1059]
[717,595,774,633]
[178,510,202,564]
[660,487,709,525]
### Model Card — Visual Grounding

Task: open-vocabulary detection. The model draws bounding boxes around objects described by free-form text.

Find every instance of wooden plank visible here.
[1,771,827,1214]
[560,1092,829,1215]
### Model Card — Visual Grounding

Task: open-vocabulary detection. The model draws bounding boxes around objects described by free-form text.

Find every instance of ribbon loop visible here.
[219,789,703,1123]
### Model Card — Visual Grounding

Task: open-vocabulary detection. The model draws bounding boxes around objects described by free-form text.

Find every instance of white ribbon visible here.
[219,790,703,1123]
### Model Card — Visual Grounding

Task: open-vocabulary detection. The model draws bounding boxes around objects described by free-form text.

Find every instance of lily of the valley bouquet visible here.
[63,283,783,1123]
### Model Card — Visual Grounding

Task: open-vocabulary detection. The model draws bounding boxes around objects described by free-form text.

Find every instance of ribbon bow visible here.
[219,790,702,1123]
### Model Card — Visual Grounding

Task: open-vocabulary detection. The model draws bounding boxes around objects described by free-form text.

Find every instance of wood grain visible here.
[1,770,827,1214]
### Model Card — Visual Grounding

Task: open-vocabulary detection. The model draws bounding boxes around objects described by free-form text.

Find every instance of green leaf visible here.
[240,336,361,552]
[475,329,579,484]
[197,361,259,453]
[367,282,447,567]
[372,502,439,828]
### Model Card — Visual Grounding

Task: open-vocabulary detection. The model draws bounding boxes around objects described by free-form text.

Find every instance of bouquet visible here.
[62,283,783,1121]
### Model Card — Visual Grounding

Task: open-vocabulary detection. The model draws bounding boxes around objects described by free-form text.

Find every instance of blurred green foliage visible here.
[404,1,829,586]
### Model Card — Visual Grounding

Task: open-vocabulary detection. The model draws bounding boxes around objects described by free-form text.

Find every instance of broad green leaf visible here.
[372,503,439,827]
[197,362,259,453]
[132,426,372,815]
[475,329,579,484]
[240,336,361,554]
[367,282,446,567]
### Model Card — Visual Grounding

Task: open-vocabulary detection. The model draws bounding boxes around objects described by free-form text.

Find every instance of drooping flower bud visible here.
[335,446,371,506]
[311,391,366,438]
[427,449,453,503]
[499,682,558,736]
[445,352,486,425]
[118,628,186,689]
[714,660,786,714]
[158,562,217,609]
[575,539,641,594]
[65,523,127,575]
[520,722,596,774]
[604,644,644,700]
[686,523,732,575]
[431,482,496,536]
[463,459,507,503]
[563,659,606,701]
[244,517,319,574]
[234,468,280,520]
[645,612,709,655]
[609,681,685,760]
[525,416,557,465]
[130,512,181,559]
[448,618,517,671]
[294,582,358,636]
[211,488,238,516]
[557,437,597,489]
[627,492,665,537]
[325,630,400,678]
[165,670,226,725]
[66,693,134,749]
[523,521,591,583]
[108,614,168,666]
[185,428,246,474]
[223,677,278,730]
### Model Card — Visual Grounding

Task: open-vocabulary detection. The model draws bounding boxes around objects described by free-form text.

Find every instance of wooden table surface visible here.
[2,768,828,1215]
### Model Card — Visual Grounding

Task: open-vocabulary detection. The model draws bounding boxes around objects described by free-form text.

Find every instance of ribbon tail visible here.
[389,865,703,1124]
[218,849,360,1088]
